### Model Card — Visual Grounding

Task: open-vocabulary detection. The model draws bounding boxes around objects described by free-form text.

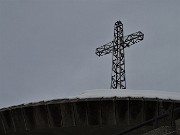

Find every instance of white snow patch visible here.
[69,89,180,100]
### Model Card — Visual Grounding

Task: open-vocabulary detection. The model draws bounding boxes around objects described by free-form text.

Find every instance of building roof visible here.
[70,89,180,100]
[1,89,180,111]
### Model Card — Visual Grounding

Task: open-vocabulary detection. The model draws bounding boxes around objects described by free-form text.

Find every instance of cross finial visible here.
[95,21,144,89]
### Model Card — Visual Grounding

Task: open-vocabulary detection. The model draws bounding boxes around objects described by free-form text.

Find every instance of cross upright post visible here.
[95,20,144,89]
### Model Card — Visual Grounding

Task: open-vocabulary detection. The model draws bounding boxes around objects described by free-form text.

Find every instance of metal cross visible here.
[95,20,144,89]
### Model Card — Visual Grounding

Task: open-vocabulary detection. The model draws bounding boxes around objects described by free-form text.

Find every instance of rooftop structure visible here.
[1,89,180,135]
[95,21,144,89]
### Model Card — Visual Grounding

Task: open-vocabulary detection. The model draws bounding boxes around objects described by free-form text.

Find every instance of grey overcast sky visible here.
[0,0,180,108]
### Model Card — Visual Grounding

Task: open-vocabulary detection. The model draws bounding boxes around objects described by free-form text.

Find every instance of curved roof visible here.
[1,89,180,111]
[70,89,180,100]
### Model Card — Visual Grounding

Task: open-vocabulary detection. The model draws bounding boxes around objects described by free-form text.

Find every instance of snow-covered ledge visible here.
[70,89,180,101]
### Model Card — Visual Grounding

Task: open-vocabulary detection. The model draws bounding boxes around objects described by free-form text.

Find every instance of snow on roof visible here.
[1,89,180,111]
[70,89,180,101]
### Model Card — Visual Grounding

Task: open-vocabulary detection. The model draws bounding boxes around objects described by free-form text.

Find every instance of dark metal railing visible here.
[117,106,180,135]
